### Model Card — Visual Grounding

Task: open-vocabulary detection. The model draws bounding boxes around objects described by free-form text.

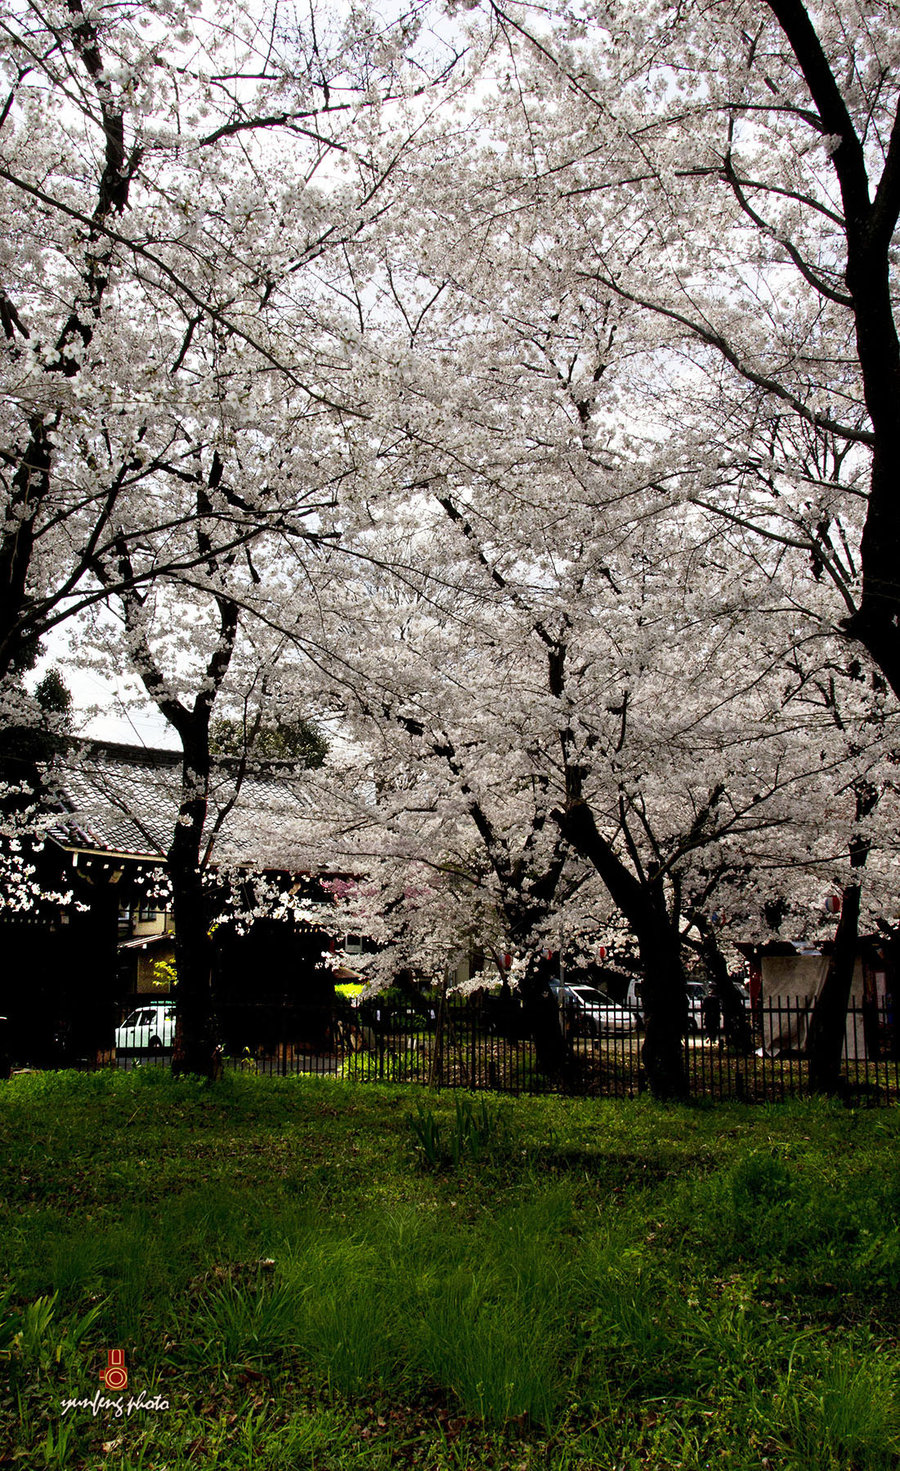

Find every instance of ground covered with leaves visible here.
[0,1071,898,1470]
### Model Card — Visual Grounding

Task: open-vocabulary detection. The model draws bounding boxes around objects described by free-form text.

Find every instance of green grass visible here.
[1,1071,899,1469]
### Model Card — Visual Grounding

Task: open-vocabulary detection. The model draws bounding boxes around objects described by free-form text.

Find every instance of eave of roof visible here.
[117,932,174,951]
[52,838,167,865]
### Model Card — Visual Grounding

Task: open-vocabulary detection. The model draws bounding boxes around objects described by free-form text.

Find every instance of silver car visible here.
[550,982,639,1037]
[115,1004,176,1054]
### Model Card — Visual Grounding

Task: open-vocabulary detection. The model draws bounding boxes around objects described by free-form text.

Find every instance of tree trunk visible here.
[553,801,688,1098]
[806,883,861,1096]
[168,745,219,1079]
[634,891,689,1101]
[519,962,570,1077]
[695,920,752,1052]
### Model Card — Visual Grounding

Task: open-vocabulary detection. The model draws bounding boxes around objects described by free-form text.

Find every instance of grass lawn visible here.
[1,1072,899,1470]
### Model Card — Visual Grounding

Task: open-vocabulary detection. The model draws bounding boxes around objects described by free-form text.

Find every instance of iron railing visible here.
[100,996,900,1105]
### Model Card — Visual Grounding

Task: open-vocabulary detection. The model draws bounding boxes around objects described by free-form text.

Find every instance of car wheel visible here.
[149,1036,163,1054]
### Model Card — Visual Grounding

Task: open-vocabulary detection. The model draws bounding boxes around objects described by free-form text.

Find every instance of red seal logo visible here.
[100,1349,128,1391]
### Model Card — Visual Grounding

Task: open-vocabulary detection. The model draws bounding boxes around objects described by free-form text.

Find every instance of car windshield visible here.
[569,988,614,1006]
[120,1008,168,1026]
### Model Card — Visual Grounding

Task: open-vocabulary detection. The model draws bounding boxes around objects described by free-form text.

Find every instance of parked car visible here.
[685,982,707,1034]
[115,1003,176,1054]
[626,979,707,1034]
[549,981,640,1037]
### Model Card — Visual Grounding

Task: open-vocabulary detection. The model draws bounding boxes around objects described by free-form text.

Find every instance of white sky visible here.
[37,633,180,749]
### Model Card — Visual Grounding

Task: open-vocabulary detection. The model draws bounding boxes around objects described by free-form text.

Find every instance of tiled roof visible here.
[47,739,319,871]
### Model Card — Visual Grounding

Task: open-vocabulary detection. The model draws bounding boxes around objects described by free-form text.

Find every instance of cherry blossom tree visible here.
[297,0,887,1092]
[452,0,900,1087]
[294,28,900,1093]
[296,378,876,1093]
[0,0,472,1073]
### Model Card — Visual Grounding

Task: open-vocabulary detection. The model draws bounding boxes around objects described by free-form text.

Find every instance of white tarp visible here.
[761,954,867,1058]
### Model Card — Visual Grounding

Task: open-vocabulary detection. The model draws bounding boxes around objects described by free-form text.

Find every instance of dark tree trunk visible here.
[516,947,570,1077]
[552,801,688,1098]
[167,742,219,1079]
[169,838,218,1078]
[0,422,47,683]
[806,883,861,1095]
[805,783,872,1095]
[634,888,690,1101]
[764,0,900,701]
[693,918,752,1051]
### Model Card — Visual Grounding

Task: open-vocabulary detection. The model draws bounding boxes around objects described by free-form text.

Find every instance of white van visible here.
[115,1003,176,1054]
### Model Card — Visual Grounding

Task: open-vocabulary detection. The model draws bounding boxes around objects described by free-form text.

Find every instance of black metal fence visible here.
[105,997,900,1105]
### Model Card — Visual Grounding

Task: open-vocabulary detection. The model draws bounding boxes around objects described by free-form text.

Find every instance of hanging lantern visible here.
[596,945,608,961]
[825,895,842,914]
